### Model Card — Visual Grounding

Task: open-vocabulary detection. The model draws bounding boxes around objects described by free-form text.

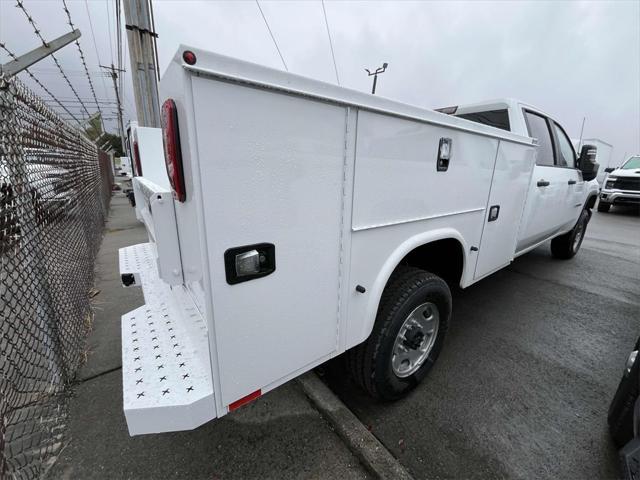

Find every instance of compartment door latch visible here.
[224,243,276,285]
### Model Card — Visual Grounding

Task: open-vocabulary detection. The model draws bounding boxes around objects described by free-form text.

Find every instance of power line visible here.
[0,42,82,125]
[15,0,92,119]
[255,0,288,71]
[84,0,110,99]
[61,0,104,130]
[30,67,104,76]
[44,99,118,105]
[44,96,119,102]
[321,0,340,85]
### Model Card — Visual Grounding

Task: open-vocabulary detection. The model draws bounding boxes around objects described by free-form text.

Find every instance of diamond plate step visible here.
[119,243,216,435]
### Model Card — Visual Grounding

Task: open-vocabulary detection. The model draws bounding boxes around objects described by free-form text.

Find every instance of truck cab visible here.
[439,99,600,255]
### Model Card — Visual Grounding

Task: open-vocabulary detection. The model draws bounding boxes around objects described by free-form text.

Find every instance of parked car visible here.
[117,47,600,436]
[598,155,640,212]
[609,336,640,479]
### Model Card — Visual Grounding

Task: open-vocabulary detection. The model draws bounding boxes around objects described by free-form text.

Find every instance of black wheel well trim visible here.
[394,237,465,289]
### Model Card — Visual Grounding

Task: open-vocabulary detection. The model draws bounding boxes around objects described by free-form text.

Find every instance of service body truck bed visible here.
[120,46,599,435]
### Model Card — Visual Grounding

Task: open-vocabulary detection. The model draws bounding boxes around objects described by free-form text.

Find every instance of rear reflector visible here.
[161,99,186,202]
[228,389,262,411]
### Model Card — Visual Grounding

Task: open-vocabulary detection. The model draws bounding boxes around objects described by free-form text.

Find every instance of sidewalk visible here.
[49,194,369,479]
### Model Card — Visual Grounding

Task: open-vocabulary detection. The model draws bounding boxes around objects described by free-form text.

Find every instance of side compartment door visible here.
[474,140,536,279]
[191,77,347,408]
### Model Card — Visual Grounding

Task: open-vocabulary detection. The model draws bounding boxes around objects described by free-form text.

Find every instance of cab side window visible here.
[524,111,554,166]
[552,122,576,168]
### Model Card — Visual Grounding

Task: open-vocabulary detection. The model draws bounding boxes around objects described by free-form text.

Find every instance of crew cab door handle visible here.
[537,180,550,187]
[568,180,577,185]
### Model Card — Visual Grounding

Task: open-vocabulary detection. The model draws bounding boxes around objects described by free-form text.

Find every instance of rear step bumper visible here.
[119,243,216,435]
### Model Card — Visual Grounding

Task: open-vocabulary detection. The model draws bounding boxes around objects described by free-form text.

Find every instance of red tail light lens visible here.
[161,99,186,202]
[133,140,142,176]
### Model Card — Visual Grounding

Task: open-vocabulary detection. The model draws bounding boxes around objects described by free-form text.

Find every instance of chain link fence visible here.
[0,74,112,479]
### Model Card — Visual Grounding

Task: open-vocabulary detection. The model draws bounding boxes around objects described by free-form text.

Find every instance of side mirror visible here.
[578,144,599,181]
[604,167,615,173]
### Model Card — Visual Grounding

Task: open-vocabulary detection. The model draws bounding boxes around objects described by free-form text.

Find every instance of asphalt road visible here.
[328,204,639,479]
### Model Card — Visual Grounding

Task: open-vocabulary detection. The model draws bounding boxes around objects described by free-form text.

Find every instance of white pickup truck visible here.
[597,155,640,212]
[118,46,600,436]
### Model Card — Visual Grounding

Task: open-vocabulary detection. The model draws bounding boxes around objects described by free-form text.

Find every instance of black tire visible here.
[597,201,610,213]
[608,340,640,448]
[346,266,451,401]
[551,209,589,259]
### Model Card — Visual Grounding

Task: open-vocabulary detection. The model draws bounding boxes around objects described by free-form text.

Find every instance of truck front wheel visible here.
[347,266,451,401]
[551,209,590,259]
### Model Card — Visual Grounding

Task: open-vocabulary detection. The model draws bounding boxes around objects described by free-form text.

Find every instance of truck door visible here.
[515,110,568,251]
[549,121,584,230]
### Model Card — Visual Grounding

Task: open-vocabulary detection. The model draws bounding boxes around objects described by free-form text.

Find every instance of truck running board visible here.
[119,243,216,435]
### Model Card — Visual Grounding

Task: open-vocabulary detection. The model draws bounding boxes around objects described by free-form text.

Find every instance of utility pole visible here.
[123,0,161,127]
[100,64,127,152]
[365,62,388,95]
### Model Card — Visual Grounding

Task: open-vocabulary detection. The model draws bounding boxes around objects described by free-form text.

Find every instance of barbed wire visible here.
[61,0,104,130]
[15,0,92,119]
[0,42,82,125]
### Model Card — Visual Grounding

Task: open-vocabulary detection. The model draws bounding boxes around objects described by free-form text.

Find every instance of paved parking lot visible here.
[50,197,637,479]
[328,205,639,479]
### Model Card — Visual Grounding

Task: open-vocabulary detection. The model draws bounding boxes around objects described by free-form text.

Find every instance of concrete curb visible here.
[298,372,414,480]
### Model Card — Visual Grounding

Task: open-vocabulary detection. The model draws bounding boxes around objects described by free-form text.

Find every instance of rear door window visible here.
[524,111,555,166]
[456,109,511,131]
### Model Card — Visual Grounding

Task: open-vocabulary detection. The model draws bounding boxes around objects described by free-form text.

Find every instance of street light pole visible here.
[365,62,388,95]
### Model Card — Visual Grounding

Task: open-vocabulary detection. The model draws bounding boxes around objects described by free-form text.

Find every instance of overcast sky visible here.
[1,0,638,162]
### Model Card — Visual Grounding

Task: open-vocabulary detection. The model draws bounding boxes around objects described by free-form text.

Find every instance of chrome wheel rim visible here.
[391,302,439,378]
[573,219,585,251]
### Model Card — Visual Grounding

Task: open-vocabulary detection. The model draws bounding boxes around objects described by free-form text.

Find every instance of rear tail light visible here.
[132,141,142,176]
[161,99,186,202]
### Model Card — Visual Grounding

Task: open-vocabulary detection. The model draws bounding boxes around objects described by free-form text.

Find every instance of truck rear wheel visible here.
[347,266,451,400]
[551,209,589,259]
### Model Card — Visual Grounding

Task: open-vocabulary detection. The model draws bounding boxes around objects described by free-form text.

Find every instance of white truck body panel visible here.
[119,46,599,435]
[119,156,132,177]
[127,125,170,190]
[135,127,170,190]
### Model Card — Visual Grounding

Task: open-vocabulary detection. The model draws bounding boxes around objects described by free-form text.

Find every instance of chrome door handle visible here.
[537,180,550,187]
[568,180,577,185]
